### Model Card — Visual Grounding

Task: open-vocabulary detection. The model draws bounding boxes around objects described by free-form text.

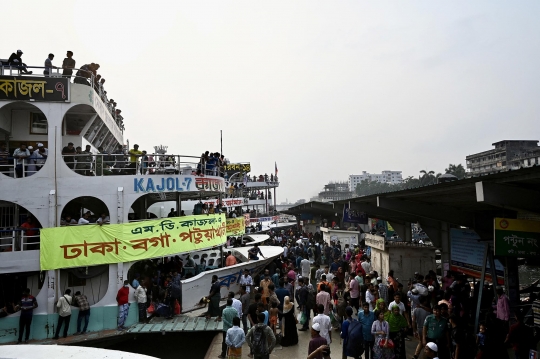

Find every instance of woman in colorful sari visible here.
[371,311,393,359]
[387,305,408,359]
[280,296,298,346]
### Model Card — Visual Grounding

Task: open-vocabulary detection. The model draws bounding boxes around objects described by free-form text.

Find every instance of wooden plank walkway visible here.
[126,315,224,333]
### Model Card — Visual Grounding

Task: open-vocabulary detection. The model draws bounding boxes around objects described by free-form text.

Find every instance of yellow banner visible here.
[226,217,245,236]
[40,214,227,270]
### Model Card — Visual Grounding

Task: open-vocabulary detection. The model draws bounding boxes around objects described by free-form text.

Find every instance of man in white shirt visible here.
[300,257,311,282]
[135,283,147,323]
[365,283,376,311]
[96,213,110,225]
[238,269,253,293]
[312,304,332,344]
[283,245,288,257]
[53,289,72,339]
[361,258,372,274]
[78,213,90,225]
[228,292,242,317]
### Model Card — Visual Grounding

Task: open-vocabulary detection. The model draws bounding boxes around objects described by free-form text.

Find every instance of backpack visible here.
[307,290,316,309]
[346,320,365,357]
[252,325,268,355]
[336,292,347,318]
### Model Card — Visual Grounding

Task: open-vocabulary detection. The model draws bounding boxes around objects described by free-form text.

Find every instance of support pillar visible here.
[48,190,56,227]
[117,187,124,224]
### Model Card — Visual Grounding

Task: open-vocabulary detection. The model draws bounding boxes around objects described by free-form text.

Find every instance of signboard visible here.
[494,218,540,257]
[133,176,225,193]
[223,163,251,177]
[0,75,70,102]
[226,217,245,236]
[365,234,385,251]
[343,203,368,224]
[533,300,540,328]
[204,198,247,207]
[450,228,504,282]
[40,214,227,270]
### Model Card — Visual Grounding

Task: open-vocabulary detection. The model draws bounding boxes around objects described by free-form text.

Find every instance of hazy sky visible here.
[5,1,540,202]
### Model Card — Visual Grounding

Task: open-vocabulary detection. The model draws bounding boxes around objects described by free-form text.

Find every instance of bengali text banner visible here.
[40,214,227,270]
[226,217,245,236]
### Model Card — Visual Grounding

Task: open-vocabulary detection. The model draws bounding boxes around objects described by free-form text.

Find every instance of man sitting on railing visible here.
[7,50,32,74]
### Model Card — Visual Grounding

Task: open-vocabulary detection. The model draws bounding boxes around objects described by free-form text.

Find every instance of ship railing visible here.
[0,228,40,252]
[0,159,45,178]
[61,153,225,177]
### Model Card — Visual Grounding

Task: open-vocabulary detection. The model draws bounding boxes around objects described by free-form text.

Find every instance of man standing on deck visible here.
[128,144,142,175]
[246,312,276,359]
[240,286,251,334]
[239,269,253,293]
[62,51,76,79]
[116,280,130,330]
[17,288,37,344]
[53,289,72,339]
[73,291,91,335]
[135,281,147,323]
[219,298,239,358]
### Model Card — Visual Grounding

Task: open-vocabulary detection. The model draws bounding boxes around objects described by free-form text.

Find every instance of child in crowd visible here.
[476,323,486,358]
[269,301,279,334]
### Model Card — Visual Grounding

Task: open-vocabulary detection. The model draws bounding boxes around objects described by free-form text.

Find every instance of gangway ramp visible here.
[127,315,224,333]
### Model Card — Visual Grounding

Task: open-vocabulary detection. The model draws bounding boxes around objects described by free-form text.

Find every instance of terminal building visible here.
[466,140,540,177]
[316,181,354,202]
[348,171,402,192]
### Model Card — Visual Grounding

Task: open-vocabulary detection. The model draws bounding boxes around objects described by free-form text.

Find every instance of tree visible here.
[445,164,466,179]
[419,170,436,185]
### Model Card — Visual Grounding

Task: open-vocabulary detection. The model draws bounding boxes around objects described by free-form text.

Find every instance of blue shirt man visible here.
[358,303,376,342]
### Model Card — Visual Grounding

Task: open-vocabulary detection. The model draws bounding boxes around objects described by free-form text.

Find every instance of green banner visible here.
[40,214,227,270]
[494,218,540,257]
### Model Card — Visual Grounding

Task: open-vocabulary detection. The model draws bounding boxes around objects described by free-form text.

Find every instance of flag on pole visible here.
[275,162,278,176]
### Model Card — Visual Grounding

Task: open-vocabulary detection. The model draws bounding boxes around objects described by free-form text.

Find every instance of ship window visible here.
[67,272,86,287]
[30,113,48,134]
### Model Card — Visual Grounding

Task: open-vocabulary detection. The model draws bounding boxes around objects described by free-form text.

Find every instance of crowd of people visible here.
[208,226,537,359]
[0,142,49,178]
[3,219,536,357]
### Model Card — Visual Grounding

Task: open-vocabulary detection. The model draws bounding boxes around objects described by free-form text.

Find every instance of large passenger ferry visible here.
[0,61,282,344]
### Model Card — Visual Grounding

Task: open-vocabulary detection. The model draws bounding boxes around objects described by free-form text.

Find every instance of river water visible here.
[519,264,540,287]
[77,331,215,359]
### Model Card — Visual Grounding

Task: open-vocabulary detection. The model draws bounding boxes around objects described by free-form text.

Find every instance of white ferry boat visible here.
[0,63,282,344]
